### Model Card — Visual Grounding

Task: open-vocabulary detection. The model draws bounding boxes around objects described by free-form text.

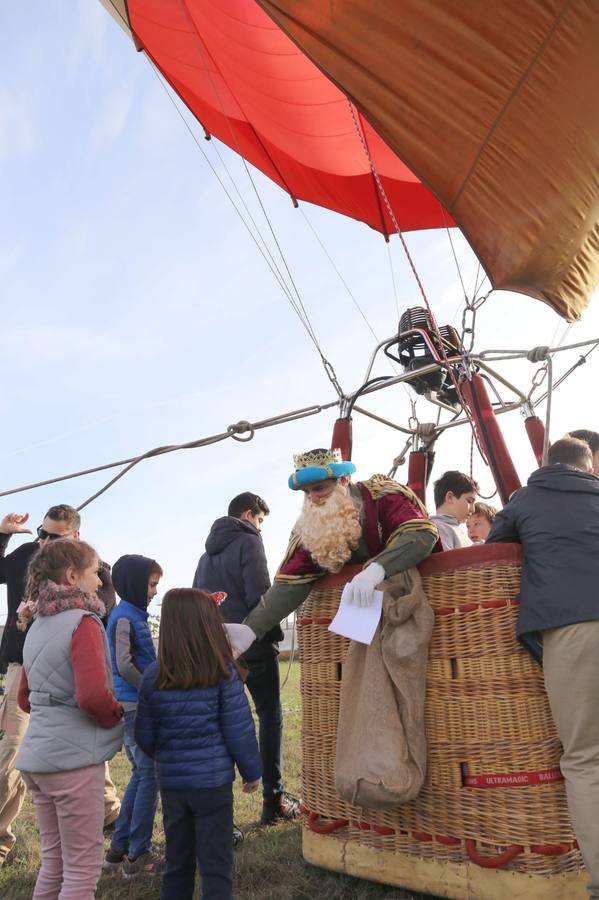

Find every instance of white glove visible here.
[224,623,256,659]
[345,562,385,607]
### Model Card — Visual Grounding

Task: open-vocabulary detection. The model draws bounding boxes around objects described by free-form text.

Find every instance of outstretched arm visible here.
[244,580,314,640]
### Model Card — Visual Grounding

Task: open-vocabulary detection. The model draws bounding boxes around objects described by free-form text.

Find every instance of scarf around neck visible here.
[34,580,106,620]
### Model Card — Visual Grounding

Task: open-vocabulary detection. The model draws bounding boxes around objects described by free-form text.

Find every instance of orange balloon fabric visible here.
[112,0,451,236]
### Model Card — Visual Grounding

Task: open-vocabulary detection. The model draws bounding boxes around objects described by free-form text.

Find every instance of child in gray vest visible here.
[15,539,124,900]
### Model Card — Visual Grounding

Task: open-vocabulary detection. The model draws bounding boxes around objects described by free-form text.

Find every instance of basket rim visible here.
[419,543,522,575]
[306,544,523,590]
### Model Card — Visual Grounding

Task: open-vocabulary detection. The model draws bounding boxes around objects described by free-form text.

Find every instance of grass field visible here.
[0,662,435,899]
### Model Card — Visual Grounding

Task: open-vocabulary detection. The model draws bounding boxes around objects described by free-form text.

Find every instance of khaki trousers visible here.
[0,663,121,862]
[543,621,599,900]
[0,664,29,861]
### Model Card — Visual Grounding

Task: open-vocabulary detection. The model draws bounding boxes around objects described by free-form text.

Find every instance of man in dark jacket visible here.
[487,437,599,899]
[193,491,298,825]
[0,504,118,865]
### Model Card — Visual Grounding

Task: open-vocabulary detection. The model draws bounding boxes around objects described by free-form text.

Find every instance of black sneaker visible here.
[260,792,301,825]
[103,847,125,872]
[233,825,244,849]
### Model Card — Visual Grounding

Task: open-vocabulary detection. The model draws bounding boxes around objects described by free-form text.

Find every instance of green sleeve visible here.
[371,528,437,578]
[244,580,314,640]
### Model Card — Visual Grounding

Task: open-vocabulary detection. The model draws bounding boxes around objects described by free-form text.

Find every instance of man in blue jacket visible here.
[487,436,599,899]
[193,492,299,825]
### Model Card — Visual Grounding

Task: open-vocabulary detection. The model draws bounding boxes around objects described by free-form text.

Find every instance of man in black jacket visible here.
[0,504,119,865]
[193,491,299,825]
[487,437,599,899]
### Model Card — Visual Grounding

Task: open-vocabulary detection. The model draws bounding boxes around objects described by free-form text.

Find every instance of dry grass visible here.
[0,662,435,899]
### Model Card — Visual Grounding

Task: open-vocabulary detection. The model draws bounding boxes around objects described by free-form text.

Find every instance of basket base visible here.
[303,830,588,899]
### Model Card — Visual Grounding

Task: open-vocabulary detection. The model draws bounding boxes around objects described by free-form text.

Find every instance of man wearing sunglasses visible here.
[0,504,119,866]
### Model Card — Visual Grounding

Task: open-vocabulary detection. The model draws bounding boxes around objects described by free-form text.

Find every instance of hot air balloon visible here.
[72,3,599,897]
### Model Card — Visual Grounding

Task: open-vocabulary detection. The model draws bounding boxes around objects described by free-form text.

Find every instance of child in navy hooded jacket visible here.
[105,554,163,876]
[135,588,261,900]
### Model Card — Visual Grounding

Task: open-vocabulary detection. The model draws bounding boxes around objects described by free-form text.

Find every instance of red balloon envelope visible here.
[105,0,451,237]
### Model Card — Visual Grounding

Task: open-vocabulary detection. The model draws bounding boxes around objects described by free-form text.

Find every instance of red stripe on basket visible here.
[306,812,348,834]
[463,767,563,788]
[303,808,575,859]
[435,598,519,616]
[465,839,523,868]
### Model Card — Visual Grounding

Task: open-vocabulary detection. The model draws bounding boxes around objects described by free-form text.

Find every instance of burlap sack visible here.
[334,568,434,808]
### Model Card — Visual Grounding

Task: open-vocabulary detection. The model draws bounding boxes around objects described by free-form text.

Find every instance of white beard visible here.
[295,483,362,573]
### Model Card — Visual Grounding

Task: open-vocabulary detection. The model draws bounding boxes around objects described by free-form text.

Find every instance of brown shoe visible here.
[122,850,164,879]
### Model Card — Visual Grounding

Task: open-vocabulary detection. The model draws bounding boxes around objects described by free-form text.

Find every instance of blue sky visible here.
[1,1,598,621]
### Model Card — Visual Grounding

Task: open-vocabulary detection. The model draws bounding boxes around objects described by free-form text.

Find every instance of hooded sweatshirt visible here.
[431,514,472,551]
[106,555,158,705]
[487,464,599,638]
[193,516,282,660]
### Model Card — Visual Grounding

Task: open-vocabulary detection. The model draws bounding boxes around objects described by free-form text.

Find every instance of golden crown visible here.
[293,448,343,469]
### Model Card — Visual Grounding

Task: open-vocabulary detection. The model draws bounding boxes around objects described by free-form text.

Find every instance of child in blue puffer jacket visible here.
[135,588,262,900]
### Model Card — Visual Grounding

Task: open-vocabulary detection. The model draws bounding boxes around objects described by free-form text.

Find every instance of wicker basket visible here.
[298,544,587,898]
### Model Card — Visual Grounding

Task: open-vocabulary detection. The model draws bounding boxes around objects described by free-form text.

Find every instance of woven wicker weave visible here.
[298,543,583,877]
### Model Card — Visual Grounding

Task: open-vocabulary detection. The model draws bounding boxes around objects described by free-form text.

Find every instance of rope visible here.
[387,436,413,478]
[386,241,400,321]
[280,614,296,690]
[0,402,338,508]
[470,433,498,500]
[346,100,487,460]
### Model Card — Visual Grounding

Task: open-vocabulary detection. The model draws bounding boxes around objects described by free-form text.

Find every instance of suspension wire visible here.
[184,35,345,398]
[147,60,343,398]
[299,206,378,343]
[439,204,468,305]
[472,262,489,301]
[346,99,488,461]
[534,340,599,406]
[542,357,553,464]
[299,206,405,392]
[205,128,320,344]
[148,65,317,349]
